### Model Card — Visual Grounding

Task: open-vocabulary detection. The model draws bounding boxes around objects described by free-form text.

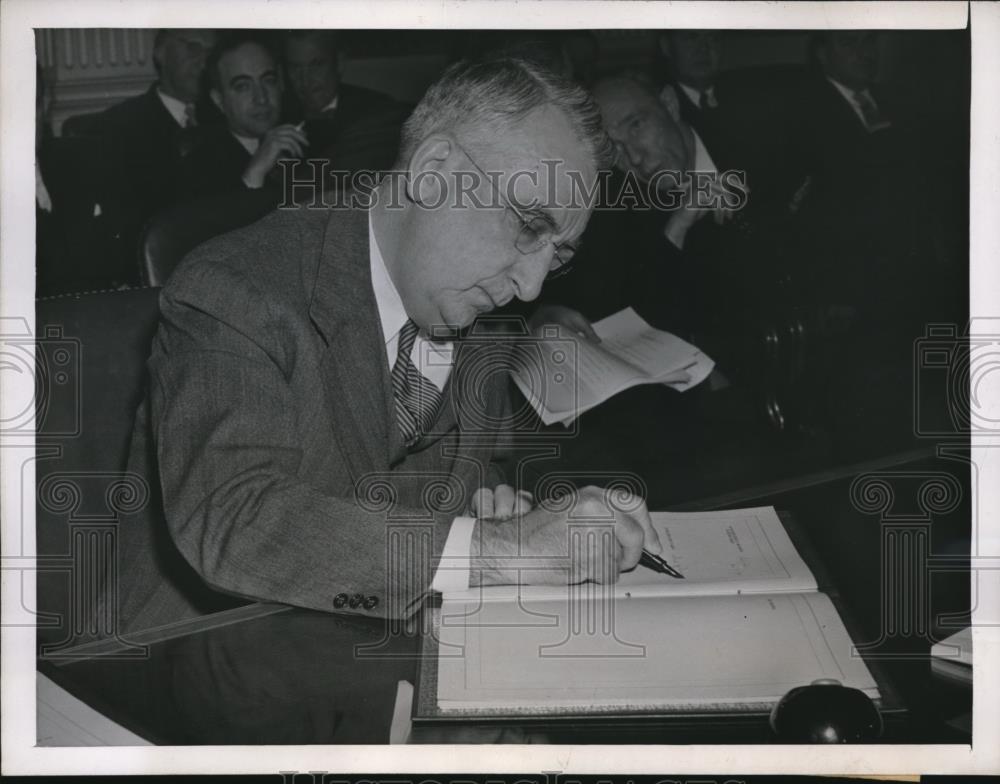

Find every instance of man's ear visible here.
[659,85,682,123]
[404,135,453,206]
[210,88,223,113]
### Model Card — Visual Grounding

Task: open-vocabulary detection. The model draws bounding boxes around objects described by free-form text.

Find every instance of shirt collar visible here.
[231,131,260,156]
[691,128,717,175]
[319,94,340,114]
[156,87,190,127]
[368,209,409,347]
[678,82,715,109]
[827,76,874,108]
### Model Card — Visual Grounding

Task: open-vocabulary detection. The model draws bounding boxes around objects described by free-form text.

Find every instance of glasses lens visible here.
[514,220,548,255]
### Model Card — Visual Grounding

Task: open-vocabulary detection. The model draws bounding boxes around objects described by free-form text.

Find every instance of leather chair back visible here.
[139,189,276,287]
[34,287,161,650]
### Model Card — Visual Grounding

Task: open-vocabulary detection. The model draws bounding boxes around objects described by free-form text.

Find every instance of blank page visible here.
[437,592,879,712]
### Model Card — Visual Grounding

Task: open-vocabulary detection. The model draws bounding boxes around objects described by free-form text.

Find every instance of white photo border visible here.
[2,0,997,776]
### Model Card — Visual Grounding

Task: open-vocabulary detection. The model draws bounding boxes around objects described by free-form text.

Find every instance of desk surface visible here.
[38,450,972,745]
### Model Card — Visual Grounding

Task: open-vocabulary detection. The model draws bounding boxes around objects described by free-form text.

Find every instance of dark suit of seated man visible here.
[68,28,218,284]
[282,30,409,177]
[788,30,954,331]
[657,30,812,223]
[105,57,667,637]
[179,33,309,200]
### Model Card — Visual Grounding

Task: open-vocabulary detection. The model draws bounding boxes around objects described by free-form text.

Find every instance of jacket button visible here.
[333,593,348,608]
[348,593,364,608]
[363,595,379,610]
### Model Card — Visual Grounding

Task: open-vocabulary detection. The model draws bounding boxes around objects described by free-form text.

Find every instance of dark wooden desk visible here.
[38,450,971,745]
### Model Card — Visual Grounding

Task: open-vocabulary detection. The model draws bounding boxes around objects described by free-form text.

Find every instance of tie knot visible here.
[184,103,197,128]
[397,319,420,359]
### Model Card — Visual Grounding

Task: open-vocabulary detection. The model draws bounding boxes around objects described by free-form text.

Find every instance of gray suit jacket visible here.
[111,205,512,635]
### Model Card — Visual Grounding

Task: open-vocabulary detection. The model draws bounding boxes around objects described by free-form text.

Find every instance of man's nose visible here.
[625,142,644,169]
[510,254,549,303]
[251,83,267,105]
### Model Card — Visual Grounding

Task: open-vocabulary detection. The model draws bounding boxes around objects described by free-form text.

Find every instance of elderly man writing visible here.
[108,58,664,635]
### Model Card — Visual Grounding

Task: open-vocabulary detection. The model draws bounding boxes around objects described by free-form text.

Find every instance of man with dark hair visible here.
[108,57,665,636]
[179,32,308,197]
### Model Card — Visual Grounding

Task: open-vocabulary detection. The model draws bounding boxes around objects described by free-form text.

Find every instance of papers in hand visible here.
[512,307,714,426]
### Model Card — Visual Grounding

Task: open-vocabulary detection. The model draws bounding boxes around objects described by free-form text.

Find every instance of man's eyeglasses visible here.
[454,141,578,280]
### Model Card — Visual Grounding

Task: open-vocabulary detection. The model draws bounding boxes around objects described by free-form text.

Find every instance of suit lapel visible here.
[309,206,395,477]
[308,209,505,478]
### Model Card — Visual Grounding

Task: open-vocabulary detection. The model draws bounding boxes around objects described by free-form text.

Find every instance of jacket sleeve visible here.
[148,258,456,619]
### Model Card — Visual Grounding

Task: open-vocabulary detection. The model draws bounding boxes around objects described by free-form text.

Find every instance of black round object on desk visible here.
[770,679,883,742]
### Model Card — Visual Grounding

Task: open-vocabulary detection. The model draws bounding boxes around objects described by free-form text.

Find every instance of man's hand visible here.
[241,124,309,189]
[469,484,533,520]
[471,485,663,586]
[663,177,743,249]
[528,304,601,342]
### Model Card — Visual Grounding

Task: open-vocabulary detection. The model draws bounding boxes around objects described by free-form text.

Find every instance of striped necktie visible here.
[391,319,444,448]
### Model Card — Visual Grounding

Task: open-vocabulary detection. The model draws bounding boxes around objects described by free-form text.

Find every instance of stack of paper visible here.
[512,307,714,426]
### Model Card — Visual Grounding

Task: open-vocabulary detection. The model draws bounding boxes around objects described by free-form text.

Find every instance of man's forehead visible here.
[220,45,275,77]
[596,81,656,120]
[286,36,334,61]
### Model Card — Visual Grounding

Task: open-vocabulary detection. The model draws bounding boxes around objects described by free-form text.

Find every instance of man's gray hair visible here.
[397,57,613,170]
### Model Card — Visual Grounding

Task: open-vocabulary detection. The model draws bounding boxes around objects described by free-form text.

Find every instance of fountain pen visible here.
[639,549,685,579]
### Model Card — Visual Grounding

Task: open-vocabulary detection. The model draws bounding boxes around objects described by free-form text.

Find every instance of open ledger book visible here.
[434,507,880,714]
[511,307,715,426]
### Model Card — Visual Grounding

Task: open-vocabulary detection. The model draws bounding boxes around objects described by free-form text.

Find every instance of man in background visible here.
[179,32,308,198]
[793,30,942,329]
[282,30,408,178]
[72,28,217,282]
[658,29,810,222]
[535,71,738,340]
[35,65,119,295]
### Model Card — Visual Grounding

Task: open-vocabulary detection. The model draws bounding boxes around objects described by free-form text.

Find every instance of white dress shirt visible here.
[664,127,719,251]
[156,88,191,128]
[318,94,340,114]
[826,77,887,131]
[678,82,718,110]
[692,127,718,176]
[368,214,454,390]
[232,132,261,156]
[36,161,52,213]
[367,212,474,593]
